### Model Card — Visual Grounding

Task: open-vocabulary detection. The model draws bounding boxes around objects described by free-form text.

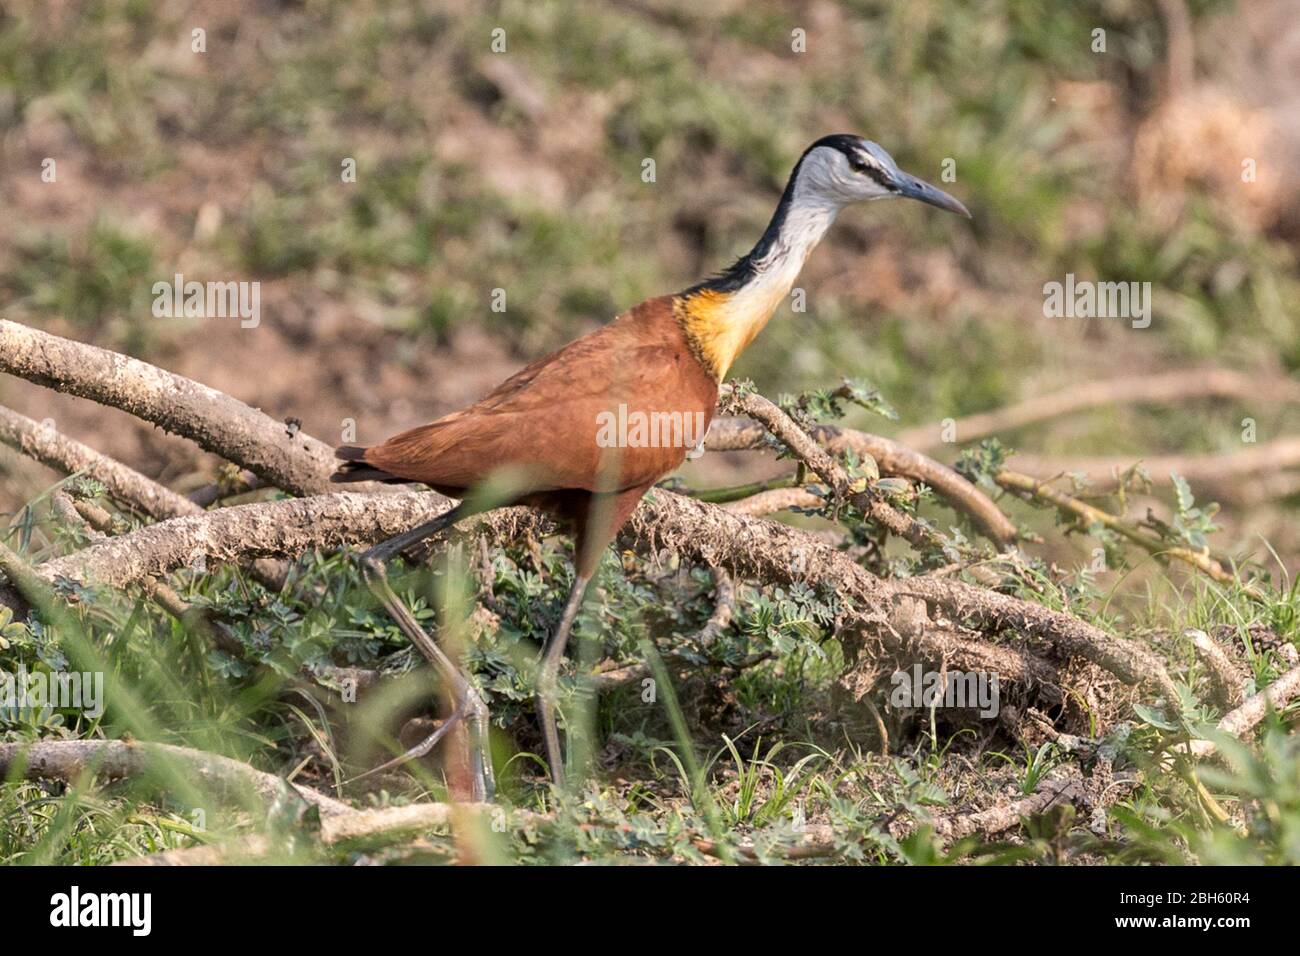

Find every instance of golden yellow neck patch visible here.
[674,286,787,380]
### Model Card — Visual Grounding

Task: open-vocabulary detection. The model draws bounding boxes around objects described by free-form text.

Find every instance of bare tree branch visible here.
[0,319,336,496]
[591,567,735,690]
[123,771,1093,865]
[930,774,1083,840]
[28,485,1070,695]
[0,404,197,520]
[34,490,540,591]
[1,404,286,590]
[1190,629,1250,711]
[720,486,822,516]
[0,321,554,557]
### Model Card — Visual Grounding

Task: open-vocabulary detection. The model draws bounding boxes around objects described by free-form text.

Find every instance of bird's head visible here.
[792,134,971,218]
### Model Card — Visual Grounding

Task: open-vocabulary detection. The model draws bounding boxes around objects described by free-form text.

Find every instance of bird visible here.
[331,134,970,798]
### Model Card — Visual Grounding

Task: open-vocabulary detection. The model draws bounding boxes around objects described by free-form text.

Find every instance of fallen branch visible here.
[897,368,1300,451]
[70,496,241,655]
[1189,629,1249,711]
[50,492,106,543]
[0,404,197,521]
[1006,437,1300,496]
[0,320,337,496]
[1188,662,1300,758]
[34,490,541,591]
[37,482,1156,698]
[28,485,1067,698]
[697,772,1093,858]
[119,801,541,865]
[0,739,351,818]
[0,321,548,556]
[891,574,1180,704]
[690,474,798,504]
[187,468,265,507]
[1,405,285,588]
[124,771,1091,865]
[696,568,735,648]
[591,567,736,690]
[930,773,1083,840]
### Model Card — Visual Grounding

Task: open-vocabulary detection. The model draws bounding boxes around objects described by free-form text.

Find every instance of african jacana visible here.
[332,134,970,797]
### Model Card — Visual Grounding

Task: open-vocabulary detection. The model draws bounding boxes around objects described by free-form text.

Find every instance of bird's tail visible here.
[330,445,404,484]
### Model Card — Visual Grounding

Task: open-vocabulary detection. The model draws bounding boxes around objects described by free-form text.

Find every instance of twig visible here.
[720,487,822,516]
[187,468,265,507]
[591,567,736,690]
[687,474,798,503]
[50,492,106,543]
[706,416,1018,547]
[724,393,953,553]
[696,567,735,648]
[995,468,1262,598]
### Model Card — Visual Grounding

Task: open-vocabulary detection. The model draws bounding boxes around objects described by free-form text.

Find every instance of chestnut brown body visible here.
[332,295,718,573]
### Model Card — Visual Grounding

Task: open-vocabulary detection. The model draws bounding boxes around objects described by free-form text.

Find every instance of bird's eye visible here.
[849,156,868,172]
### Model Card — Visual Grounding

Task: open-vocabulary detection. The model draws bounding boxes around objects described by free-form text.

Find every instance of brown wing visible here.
[355,296,717,495]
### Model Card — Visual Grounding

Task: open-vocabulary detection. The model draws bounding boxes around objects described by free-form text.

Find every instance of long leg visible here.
[535,483,653,789]
[535,570,592,789]
[347,504,494,800]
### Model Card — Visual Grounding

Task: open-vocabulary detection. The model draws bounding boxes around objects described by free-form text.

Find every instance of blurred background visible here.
[1,0,1298,569]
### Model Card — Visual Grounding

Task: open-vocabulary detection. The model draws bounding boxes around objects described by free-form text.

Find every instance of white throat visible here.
[682,146,864,379]
[749,190,841,296]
